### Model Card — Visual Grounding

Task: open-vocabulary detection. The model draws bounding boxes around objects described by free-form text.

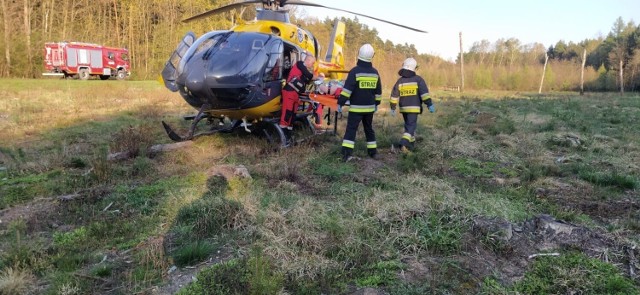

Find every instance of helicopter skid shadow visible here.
[163,111,333,152]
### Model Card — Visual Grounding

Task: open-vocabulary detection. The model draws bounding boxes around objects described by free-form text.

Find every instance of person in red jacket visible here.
[280,53,316,144]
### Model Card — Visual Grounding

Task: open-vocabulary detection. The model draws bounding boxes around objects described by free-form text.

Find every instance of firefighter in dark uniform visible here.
[337,44,382,162]
[280,53,316,144]
[389,57,435,152]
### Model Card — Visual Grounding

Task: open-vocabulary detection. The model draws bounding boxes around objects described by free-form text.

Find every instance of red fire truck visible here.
[43,42,131,80]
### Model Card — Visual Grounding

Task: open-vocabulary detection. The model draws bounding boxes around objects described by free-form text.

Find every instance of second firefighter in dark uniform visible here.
[389,57,434,151]
[337,44,382,161]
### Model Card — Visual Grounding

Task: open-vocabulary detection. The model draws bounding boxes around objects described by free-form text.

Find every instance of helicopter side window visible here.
[195,38,217,55]
[252,40,265,50]
[283,56,291,70]
[282,43,298,79]
[264,41,283,82]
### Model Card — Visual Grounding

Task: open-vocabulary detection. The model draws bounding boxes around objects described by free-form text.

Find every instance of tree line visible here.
[0,0,233,79]
[462,17,640,92]
[0,0,637,93]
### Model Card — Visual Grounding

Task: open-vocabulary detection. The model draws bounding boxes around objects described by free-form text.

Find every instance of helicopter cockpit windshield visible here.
[176,31,284,109]
[199,32,272,86]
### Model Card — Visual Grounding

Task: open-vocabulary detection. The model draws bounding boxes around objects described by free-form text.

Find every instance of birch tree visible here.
[607,17,634,94]
[0,0,12,76]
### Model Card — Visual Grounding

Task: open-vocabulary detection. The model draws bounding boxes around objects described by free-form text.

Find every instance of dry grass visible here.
[0,79,190,147]
[2,79,639,294]
[0,267,34,295]
[260,199,336,278]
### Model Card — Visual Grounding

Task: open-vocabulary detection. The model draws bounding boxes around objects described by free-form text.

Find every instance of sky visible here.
[296,0,639,61]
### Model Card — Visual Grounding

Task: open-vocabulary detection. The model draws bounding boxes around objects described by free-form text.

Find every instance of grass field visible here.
[0,79,639,294]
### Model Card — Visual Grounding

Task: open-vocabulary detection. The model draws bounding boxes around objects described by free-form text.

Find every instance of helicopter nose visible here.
[185,69,205,93]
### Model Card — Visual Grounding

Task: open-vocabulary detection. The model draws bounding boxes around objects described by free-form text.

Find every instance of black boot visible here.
[342,148,353,162]
[283,129,293,147]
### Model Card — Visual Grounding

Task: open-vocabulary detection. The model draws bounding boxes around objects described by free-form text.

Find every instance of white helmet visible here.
[358,44,375,62]
[402,57,417,71]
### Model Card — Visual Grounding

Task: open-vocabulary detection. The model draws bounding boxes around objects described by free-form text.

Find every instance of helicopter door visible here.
[282,43,299,79]
[263,40,283,82]
[162,32,196,92]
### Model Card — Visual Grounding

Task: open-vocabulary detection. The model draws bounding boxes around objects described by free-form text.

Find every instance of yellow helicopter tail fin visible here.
[324,19,345,77]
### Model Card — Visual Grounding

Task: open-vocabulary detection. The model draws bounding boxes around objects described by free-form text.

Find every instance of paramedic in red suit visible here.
[279,53,316,140]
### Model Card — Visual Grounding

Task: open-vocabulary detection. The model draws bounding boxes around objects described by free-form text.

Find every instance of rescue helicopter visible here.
[160,0,427,147]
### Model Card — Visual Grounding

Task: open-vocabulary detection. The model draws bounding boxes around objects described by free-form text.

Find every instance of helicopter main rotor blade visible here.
[182,0,263,23]
[282,0,427,33]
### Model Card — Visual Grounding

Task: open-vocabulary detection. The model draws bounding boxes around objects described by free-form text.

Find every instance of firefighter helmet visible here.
[358,44,375,62]
[402,57,418,71]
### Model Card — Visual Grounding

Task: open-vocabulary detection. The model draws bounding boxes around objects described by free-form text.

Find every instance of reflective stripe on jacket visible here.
[390,70,430,113]
[338,60,382,113]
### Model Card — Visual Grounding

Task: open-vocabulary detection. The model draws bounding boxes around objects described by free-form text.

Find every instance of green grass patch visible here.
[512,252,639,294]
[258,190,299,209]
[178,249,283,295]
[52,252,91,272]
[0,170,69,209]
[109,176,197,216]
[172,241,217,267]
[173,196,244,239]
[578,170,638,190]
[178,258,248,295]
[355,260,404,288]
[309,156,356,181]
[90,263,113,277]
[397,149,429,172]
[53,226,89,251]
[465,191,532,222]
[488,117,516,135]
[393,210,465,255]
[451,158,498,178]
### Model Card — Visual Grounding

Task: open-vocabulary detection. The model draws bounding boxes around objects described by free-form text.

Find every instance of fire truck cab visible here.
[43,42,131,80]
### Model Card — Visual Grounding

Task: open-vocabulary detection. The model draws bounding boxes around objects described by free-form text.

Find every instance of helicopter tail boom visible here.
[324,19,345,79]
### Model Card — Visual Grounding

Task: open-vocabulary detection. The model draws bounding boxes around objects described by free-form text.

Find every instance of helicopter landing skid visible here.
[162,104,213,142]
[162,119,238,142]
[162,121,187,142]
[163,109,326,148]
[257,120,287,148]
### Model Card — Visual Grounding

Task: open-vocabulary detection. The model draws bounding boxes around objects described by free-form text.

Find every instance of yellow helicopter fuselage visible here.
[233,20,316,55]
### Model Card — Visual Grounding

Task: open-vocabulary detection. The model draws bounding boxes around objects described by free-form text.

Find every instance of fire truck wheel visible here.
[78,68,90,80]
[116,70,126,80]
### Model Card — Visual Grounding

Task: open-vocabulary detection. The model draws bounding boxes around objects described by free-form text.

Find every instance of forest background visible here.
[1,0,639,93]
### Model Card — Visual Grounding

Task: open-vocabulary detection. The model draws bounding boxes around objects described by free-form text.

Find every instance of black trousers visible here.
[341,112,377,156]
[400,113,418,147]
